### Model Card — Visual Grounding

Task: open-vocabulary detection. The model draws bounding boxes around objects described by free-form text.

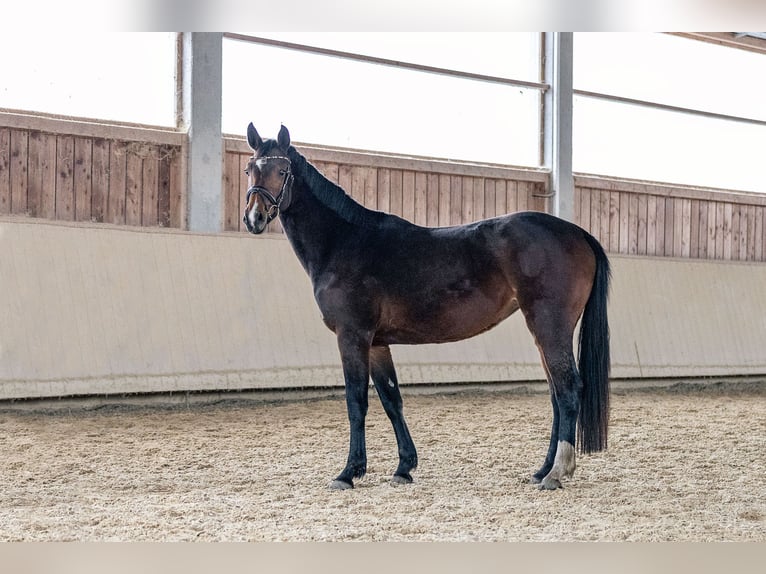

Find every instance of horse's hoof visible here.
[529,475,543,485]
[538,476,562,490]
[329,479,354,490]
[391,473,413,485]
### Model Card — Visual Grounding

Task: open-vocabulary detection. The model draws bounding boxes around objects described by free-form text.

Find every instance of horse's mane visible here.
[284,145,385,227]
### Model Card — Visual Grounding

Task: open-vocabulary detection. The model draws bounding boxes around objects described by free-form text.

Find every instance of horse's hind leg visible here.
[370,345,418,484]
[536,342,581,490]
[531,375,560,484]
[522,305,581,490]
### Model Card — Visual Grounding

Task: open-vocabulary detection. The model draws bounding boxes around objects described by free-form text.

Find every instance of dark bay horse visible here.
[242,124,611,490]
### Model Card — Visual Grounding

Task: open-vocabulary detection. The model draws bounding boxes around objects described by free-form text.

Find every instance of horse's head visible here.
[242,123,294,234]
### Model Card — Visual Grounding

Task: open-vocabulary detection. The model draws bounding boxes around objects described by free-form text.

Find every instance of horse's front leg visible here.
[370,345,418,484]
[330,330,372,490]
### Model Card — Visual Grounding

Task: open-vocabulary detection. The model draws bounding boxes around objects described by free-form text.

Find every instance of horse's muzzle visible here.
[243,206,267,234]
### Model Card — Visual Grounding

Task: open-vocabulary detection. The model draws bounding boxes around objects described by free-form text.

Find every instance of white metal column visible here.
[180,32,223,233]
[543,32,575,222]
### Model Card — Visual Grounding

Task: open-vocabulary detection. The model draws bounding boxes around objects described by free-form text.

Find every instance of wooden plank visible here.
[646,195,657,255]
[427,174,439,227]
[516,181,530,211]
[73,137,93,222]
[715,202,725,260]
[573,186,581,226]
[580,187,591,235]
[689,199,700,259]
[157,151,171,227]
[107,141,127,224]
[30,132,56,220]
[730,204,741,260]
[618,191,629,253]
[10,129,29,215]
[637,193,648,255]
[722,203,733,260]
[708,202,717,259]
[486,178,498,217]
[529,182,549,213]
[169,146,184,229]
[142,153,159,227]
[492,178,508,218]
[363,167,377,210]
[55,135,75,221]
[746,205,756,261]
[609,191,621,253]
[377,168,390,214]
[389,169,403,218]
[448,175,461,225]
[350,166,365,205]
[697,201,708,259]
[663,197,675,257]
[473,177,485,222]
[505,180,517,215]
[494,179,507,217]
[403,171,416,223]
[0,128,9,214]
[460,177,474,225]
[338,164,352,196]
[689,199,700,258]
[755,207,764,261]
[26,131,43,218]
[413,172,427,226]
[680,198,691,258]
[628,193,639,254]
[655,197,666,256]
[438,174,451,227]
[91,139,110,223]
[600,190,610,251]
[701,201,716,259]
[223,151,240,232]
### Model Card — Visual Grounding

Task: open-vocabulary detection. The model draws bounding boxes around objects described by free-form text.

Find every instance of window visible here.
[222,33,543,166]
[0,32,176,126]
[573,33,766,192]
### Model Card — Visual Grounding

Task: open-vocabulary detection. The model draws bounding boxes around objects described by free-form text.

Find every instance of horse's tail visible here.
[577,232,611,455]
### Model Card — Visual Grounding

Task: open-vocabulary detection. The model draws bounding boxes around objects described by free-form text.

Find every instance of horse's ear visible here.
[277,124,291,151]
[247,122,263,151]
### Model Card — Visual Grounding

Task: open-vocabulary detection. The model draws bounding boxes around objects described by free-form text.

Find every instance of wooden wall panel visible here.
[0,116,183,229]
[10,130,29,216]
[574,177,766,262]
[0,128,10,214]
[5,114,763,264]
[55,135,75,221]
[74,137,93,222]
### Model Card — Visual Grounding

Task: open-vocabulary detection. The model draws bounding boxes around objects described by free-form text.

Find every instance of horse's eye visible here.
[244,169,249,175]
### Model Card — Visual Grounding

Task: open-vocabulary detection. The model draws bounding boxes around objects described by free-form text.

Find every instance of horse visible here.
[242,124,611,491]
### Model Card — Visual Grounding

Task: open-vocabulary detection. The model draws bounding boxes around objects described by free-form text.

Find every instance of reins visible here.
[245,155,294,224]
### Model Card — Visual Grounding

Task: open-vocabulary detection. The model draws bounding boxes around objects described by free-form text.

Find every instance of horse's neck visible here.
[278,182,346,278]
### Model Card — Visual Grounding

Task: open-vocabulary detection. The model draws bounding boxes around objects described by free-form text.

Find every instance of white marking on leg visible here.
[552,440,576,478]
[539,441,576,490]
[388,379,395,388]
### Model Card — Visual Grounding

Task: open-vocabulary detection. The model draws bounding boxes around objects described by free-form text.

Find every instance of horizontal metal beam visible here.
[224,33,549,92]
[574,89,766,127]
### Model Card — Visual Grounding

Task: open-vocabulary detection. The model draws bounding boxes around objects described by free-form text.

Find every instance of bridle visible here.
[245,155,294,224]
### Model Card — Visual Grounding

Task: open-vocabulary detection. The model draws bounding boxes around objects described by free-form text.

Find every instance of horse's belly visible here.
[375,290,519,346]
